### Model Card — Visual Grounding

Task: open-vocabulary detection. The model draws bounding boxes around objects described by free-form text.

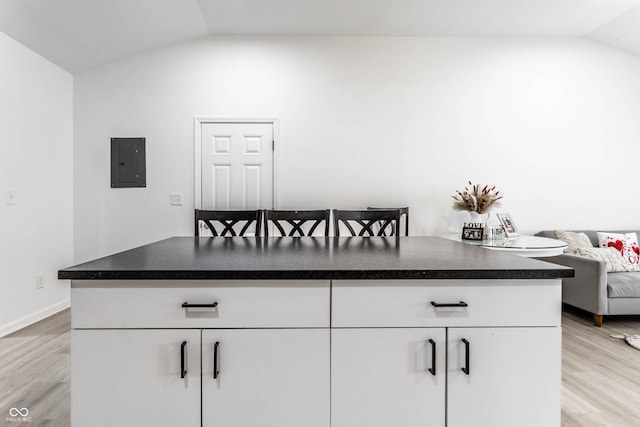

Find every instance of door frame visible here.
[194,117,279,209]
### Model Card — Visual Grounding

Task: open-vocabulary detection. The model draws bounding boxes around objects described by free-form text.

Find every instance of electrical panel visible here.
[110,137,146,188]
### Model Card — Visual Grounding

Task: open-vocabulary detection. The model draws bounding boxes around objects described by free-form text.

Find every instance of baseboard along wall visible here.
[0,299,70,337]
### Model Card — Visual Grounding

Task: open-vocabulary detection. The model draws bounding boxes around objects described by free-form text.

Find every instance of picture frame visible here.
[496,213,519,237]
[461,223,484,241]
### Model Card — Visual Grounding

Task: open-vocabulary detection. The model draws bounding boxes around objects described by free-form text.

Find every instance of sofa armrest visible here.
[538,253,608,315]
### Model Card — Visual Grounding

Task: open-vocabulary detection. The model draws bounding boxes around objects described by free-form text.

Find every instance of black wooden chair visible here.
[264,209,331,237]
[332,209,401,237]
[194,209,262,237]
[367,207,409,236]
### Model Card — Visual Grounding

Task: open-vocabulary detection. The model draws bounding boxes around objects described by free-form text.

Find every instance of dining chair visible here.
[194,209,262,237]
[264,209,331,236]
[332,209,401,237]
[367,207,409,236]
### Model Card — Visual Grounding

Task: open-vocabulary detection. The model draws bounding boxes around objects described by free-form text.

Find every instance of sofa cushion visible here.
[555,230,593,252]
[576,247,630,272]
[597,232,640,271]
[537,230,601,247]
[553,230,629,272]
[608,273,640,298]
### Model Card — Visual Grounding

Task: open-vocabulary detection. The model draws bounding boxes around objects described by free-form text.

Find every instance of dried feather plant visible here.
[452,181,503,214]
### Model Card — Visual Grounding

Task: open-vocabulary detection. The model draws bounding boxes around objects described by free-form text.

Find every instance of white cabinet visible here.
[331,279,561,327]
[71,278,561,427]
[202,329,330,427]
[332,327,561,427]
[71,329,201,427]
[331,279,561,427]
[71,280,331,427]
[71,280,329,328]
[447,327,561,427]
[331,328,446,427]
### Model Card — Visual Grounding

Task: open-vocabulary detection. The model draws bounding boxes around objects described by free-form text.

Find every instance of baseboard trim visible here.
[0,299,70,337]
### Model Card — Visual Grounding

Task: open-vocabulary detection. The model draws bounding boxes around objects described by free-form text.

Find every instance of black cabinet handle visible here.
[180,341,187,379]
[461,338,470,375]
[182,302,218,308]
[213,341,220,379]
[430,301,468,308]
[428,339,436,376]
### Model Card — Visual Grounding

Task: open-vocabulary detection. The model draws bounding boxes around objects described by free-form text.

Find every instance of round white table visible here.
[445,234,567,257]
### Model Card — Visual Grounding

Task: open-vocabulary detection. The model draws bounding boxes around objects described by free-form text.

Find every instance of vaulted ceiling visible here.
[1,0,640,73]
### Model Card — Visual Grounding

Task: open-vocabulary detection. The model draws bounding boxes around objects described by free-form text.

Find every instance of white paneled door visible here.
[199,121,274,210]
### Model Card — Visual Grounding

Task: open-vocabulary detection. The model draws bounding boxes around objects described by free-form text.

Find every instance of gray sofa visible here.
[536,230,640,326]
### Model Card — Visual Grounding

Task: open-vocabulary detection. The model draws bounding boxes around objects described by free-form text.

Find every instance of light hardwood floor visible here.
[0,307,639,426]
[0,309,70,427]
[561,306,640,427]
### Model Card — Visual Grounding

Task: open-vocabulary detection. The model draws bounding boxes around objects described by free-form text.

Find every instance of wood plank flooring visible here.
[561,305,640,426]
[0,307,639,426]
[0,309,70,427]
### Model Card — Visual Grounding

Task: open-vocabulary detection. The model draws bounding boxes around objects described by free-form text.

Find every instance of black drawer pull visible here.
[430,301,468,308]
[428,339,436,376]
[180,341,187,379]
[182,302,218,308]
[213,341,220,379]
[462,338,470,375]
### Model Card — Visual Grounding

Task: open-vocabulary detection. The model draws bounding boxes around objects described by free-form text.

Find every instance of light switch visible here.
[6,190,16,205]
[170,193,183,206]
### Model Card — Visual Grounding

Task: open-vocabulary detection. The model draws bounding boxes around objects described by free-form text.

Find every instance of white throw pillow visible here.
[597,232,640,271]
[554,230,593,253]
[574,247,629,272]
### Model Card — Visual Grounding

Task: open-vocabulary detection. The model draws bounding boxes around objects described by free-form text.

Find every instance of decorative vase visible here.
[465,211,499,241]
[467,211,486,225]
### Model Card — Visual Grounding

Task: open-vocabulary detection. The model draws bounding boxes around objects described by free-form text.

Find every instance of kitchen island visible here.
[59,236,573,427]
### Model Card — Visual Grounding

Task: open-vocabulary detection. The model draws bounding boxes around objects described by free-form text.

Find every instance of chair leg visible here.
[593,314,603,327]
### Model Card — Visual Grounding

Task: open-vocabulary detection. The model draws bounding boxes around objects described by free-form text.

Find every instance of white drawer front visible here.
[332,279,561,327]
[72,280,330,328]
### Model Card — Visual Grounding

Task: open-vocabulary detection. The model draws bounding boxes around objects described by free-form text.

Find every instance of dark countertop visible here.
[58,236,574,281]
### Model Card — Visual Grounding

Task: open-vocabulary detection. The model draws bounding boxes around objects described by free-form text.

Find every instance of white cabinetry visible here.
[71,329,201,426]
[331,328,446,427]
[447,327,561,427]
[71,278,561,427]
[71,280,330,427]
[202,329,329,427]
[331,279,561,427]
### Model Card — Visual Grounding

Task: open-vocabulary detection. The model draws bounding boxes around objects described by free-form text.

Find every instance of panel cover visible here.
[110,137,146,188]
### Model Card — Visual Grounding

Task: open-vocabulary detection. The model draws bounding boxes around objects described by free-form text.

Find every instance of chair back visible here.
[194,209,262,237]
[264,210,330,236]
[332,209,400,237]
[367,207,409,236]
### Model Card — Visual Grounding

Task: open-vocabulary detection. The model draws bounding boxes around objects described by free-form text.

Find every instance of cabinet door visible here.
[71,329,200,427]
[331,328,446,427]
[202,329,330,427]
[447,327,561,427]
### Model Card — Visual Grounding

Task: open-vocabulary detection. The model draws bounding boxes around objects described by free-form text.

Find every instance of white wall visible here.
[0,32,73,336]
[74,36,640,261]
